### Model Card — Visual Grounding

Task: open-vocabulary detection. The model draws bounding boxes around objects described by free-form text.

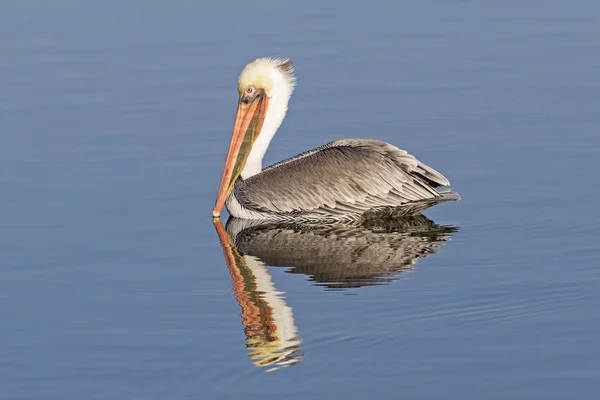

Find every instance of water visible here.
[1,0,600,398]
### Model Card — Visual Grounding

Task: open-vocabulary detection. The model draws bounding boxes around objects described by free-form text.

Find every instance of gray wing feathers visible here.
[236,139,456,217]
[348,139,450,187]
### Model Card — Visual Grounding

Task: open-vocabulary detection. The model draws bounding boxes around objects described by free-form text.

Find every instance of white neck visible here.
[240,79,293,179]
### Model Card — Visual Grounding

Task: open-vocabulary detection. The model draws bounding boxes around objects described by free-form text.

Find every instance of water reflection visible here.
[225,216,458,289]
[215,221,303,372]
[214,216,458,371]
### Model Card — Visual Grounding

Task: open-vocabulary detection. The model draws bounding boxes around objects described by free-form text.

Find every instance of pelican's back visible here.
[228,139,459,222]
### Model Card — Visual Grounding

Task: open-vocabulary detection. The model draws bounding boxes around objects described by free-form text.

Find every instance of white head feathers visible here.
[237,57,296,97]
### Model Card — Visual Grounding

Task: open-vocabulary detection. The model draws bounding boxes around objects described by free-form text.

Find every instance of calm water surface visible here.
[2,1,600,398]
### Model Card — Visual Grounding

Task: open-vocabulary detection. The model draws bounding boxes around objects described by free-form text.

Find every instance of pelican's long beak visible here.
[213,92,268,217]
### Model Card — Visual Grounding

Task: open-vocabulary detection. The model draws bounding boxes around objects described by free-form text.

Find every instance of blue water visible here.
[2,1,600,398]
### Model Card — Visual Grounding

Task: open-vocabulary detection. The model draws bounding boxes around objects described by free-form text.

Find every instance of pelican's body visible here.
[213,57,459,222]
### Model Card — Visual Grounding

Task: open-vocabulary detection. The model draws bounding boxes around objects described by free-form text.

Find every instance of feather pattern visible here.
[227,139,459,222]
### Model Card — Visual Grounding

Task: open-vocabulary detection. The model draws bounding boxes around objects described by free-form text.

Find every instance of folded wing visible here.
[234,139,457,218]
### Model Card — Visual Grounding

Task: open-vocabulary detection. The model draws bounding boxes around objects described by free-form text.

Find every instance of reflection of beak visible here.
[213,218,303,372]
[213,94,268,218]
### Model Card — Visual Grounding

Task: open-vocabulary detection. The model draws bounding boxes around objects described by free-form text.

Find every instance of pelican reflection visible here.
[214,216,458,370]
[215,221,303,372]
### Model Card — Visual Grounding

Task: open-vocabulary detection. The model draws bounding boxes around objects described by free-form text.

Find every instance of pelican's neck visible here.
[240,83,292,179]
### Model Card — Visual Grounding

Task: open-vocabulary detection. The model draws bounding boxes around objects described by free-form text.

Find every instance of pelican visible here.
[213,57,459,222]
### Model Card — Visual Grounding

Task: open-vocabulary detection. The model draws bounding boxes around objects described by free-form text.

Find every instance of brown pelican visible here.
[213,57,459,222]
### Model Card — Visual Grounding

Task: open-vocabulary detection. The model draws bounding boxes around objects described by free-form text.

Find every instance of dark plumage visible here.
[230,139,459,222]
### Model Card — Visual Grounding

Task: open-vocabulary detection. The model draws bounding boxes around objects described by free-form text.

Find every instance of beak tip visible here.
[212,209,221,218]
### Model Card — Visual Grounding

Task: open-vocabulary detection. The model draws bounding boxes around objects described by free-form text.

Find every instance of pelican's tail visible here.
[437,189,461,202]
[361,190,460,221]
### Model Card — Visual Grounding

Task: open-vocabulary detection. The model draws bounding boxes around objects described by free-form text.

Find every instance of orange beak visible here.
[213,93,268,218]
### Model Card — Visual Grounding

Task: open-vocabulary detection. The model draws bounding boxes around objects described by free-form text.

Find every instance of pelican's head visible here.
[213,57,296,218]
[237,57,296,99]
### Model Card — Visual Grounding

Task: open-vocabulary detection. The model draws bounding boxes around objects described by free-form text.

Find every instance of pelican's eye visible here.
[245,87,254,94]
